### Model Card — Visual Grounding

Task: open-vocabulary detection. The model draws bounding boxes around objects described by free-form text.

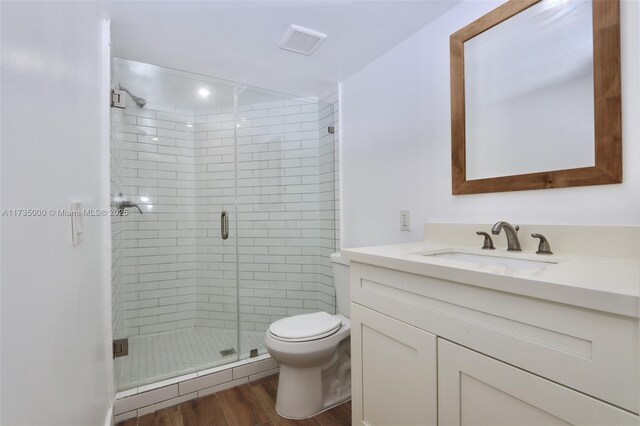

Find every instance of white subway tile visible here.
[114,385,178,415]
[137,392,197,416]
[179,369,233,395]
[197,377,248,398]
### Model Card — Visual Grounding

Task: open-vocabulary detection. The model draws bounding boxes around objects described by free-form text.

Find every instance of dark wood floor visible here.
[118,374,352,426]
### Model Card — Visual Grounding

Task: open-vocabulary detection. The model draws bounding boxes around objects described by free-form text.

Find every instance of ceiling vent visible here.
[278,25,327,56]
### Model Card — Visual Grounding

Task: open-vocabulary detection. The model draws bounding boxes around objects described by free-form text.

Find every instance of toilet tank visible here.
[330,252,351,318]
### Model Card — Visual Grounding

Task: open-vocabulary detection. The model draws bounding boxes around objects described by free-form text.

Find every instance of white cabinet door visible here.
[438,339,638,426]
[351,303,437,426]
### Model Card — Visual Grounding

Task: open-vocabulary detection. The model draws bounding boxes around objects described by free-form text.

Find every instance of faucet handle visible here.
[121,200,143,215]
[531,233,553,255]
[476,231,495,250]
[114,194,143,215]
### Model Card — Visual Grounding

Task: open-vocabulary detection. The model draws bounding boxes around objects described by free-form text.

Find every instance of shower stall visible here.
[110,58,337,391]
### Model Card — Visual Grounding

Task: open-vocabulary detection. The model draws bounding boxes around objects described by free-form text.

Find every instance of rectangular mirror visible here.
[450,0,622,195]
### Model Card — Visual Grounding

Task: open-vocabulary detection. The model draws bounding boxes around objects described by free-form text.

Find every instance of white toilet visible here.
[264,252,351,419]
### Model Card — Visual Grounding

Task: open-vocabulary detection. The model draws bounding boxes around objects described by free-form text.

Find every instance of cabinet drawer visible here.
[351,262,639,413]
[438,339,638,425]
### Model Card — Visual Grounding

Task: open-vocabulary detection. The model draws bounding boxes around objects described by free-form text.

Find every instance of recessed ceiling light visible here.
[186,123,193,128]
[140,196,150,202]
[198,88,211,98]
[152,137,159,141]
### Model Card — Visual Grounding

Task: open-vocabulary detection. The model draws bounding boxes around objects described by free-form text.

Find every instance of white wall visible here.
[1,3,113,425]
[341,0,640,248]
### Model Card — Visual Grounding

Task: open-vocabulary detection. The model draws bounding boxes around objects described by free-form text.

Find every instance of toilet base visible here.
[275,396,352,420]
[274,337,351,419]
[276,365,324,418]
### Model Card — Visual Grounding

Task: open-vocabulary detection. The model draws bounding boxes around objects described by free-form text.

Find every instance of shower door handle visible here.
[221,210,229,240]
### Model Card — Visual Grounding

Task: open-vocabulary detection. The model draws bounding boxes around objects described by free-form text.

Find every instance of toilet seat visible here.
[269,311,342,342]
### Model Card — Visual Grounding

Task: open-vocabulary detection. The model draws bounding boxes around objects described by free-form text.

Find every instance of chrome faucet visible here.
[491,221,521,251]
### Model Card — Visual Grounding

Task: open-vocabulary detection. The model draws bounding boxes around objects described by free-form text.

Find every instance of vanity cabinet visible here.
[438,339,635,426]
[351,303,437,426]
[349,262,639,426]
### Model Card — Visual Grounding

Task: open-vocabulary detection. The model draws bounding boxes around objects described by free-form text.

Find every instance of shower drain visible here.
[219,348,237,357]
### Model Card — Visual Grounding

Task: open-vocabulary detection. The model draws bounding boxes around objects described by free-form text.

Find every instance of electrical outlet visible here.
[400,209,410,231]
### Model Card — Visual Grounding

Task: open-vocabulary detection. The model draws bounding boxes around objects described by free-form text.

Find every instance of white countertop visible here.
[341,241,640,318]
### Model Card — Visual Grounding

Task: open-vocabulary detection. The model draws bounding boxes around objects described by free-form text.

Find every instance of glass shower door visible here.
[235,86,336,359]
[192,82,240,365]
[110,57,337,392]
[110,58,239,391]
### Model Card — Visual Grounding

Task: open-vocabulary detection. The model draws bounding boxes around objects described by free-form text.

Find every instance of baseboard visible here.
[104,404,114,426]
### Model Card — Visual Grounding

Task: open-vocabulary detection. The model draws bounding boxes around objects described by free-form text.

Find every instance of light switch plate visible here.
[400,209,410,231]
[71,202,84,246]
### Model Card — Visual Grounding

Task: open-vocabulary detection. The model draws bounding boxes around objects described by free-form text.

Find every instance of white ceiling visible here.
[101,1,461,98]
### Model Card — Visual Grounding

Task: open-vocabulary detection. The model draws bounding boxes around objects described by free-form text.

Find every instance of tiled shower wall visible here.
[111,104,198,338]
[193,97,337,334]
[111,87,339,339]
[236,98,330,332]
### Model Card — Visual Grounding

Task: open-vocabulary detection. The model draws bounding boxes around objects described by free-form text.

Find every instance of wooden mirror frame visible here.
[450,0,621,195]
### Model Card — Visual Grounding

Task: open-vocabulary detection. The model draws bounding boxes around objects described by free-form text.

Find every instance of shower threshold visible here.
[113,350,278,422]
[115,327,267,391]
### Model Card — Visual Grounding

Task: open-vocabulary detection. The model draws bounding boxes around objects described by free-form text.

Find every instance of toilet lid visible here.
[269,311,342,341]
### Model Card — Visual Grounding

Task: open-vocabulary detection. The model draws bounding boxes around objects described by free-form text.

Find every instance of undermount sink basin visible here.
[423,251,556,270]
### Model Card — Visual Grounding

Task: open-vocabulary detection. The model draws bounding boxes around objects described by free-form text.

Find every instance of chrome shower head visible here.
[119,85,147,108]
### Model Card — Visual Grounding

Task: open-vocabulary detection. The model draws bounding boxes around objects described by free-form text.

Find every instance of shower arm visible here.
[118,85,147,108]
[119,85,135,99]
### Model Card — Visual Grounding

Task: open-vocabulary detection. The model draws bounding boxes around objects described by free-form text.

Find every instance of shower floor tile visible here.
[116,327,266,391]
